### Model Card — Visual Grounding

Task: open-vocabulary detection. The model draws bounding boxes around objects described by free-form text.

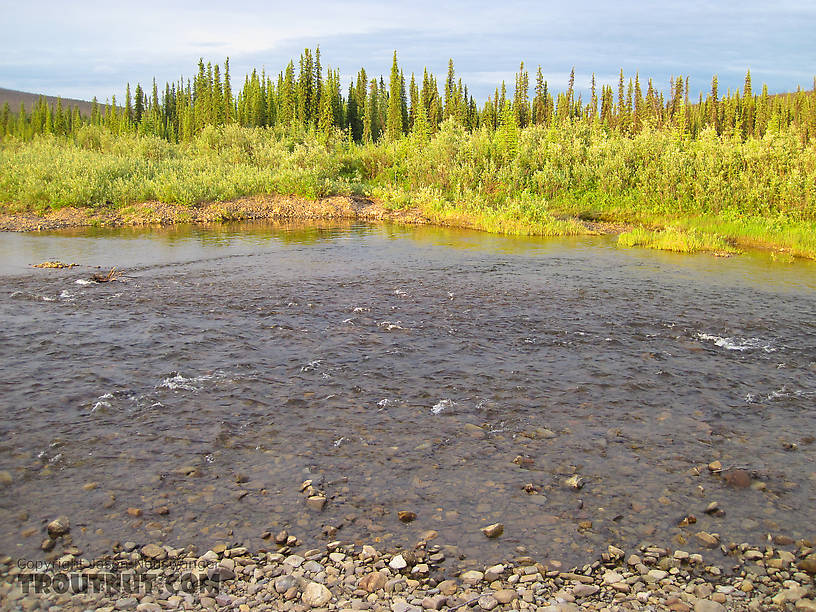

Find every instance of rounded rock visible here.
[494,589,517,604]
[306,496,327,511]
[481,523,504,538]
[799,556,816,575]
[723,469,751,488]
[694,600,726,612]
[274,575,298,594]
[460,570,484,585]
[140,543,167,561]
[398,511,417,523]
[359,571,387,593]
[437,579,458,595]
[573,584,599,597]
[603,571,624,584]
[301,582,332,607]
[389,554,408,570]
[47,516,70,538]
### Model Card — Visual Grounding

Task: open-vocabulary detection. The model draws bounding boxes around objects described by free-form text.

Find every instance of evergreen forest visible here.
[1,50,815,257]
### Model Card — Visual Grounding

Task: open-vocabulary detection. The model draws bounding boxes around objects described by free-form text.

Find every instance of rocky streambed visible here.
[2,223,816,611]
[2,513,816,612]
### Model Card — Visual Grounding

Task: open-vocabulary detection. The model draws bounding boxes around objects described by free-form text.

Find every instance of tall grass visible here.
[1,121,815,256]
[617,227,739,254]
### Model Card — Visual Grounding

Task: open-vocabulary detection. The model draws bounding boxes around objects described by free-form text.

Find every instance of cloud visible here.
[0,0,813,101]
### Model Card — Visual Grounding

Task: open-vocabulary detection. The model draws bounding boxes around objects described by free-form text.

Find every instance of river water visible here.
[1,222,815,568]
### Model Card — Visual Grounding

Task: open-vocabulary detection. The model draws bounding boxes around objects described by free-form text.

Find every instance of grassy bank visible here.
[617,227,740,255]
[1,121,815,257]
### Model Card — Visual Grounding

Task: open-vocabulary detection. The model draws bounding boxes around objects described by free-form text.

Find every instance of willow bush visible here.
[1,120,815,256]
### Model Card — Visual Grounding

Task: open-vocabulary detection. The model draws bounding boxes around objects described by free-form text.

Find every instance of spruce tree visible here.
[212,64,223,124]
[266,76,277,127]
[411,92,430,142]
[481,95,496,131]
[107,95,118,131]
[125,84,133,125]
[0,102,10,136]
[542,81,551,126]
[444,59,455,120]
[624,79,633,133]
[420,68,442,130]
[278,62,296,126]
[455,80,465,125]
[408,73,419,131]
[645,79,656,126]
[633,74,643,133]
[430,78,443,130]
[297,49,315,128]
[318,79,334,140]
[377,76,388,134]
[514,62,529,127]
[589,73,598,122]
[355,69,368,113]
[346,83,359,141]
[224,58,233,123]
[709,74,719,133]
[43,100,53,135]
[600,86,613,127]
[16,102,27,138]
[329,69,343,126]
[533,67,546,125]
[497,101,519,160]
[362,79,377,142]
[53,98,65,135]
[400,70,409,133]
[671,76,684,130]
[313,46,322,124]
[742,70,754,138]
[134,85,144,123]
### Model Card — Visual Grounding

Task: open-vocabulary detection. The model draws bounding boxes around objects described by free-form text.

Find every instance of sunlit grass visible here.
[373,185,590,236]
[1,121,815,257]
[617,227,740,255]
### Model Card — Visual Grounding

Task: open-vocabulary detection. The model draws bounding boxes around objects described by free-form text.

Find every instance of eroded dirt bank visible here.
[0,196,433,233]
[0,195,617,235]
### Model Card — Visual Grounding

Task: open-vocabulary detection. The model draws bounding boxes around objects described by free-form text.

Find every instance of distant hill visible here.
[0,87,96,116]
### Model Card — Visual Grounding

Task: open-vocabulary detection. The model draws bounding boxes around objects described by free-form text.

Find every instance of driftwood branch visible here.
[91,267,121,283]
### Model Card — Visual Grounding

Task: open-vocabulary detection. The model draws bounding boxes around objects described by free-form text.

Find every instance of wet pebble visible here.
[46,516,70,538]
[398,510,416,523]
[480,523,503,538]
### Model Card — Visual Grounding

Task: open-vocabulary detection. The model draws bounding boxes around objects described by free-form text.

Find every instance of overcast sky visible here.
[1,0,814,103]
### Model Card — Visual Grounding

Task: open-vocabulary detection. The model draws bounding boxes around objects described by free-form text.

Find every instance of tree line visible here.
[2,49,815,143]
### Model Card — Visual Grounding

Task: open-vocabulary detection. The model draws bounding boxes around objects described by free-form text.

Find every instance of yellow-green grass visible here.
[617,227,740,254]
[373,185,590,236]
[2,121,815,258]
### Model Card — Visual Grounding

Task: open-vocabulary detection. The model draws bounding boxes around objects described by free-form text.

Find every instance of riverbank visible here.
[0,196,403,232]
[3,193,814,260]
[2,522,815,612]
[0,195,606,237]
[3,122,815,258]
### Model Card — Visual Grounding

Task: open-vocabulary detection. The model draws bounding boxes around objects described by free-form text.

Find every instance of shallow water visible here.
[1,222,815,567]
